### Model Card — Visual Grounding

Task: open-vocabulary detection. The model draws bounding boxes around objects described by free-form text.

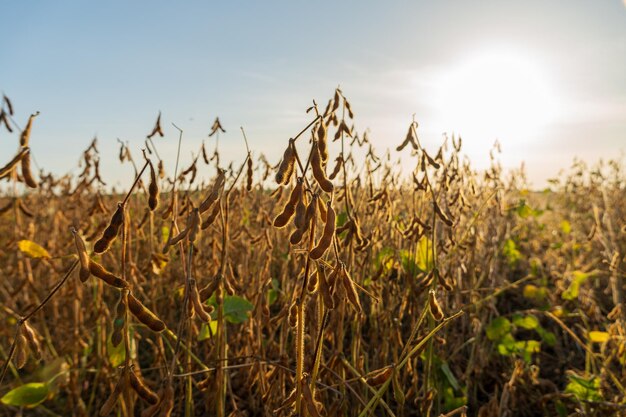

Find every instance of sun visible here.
[432,48,559,151]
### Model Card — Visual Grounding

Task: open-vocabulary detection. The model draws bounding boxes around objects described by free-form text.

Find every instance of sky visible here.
[1,1,625,189]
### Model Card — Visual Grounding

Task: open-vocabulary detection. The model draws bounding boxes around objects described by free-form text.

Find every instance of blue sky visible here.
[1,1,625,188]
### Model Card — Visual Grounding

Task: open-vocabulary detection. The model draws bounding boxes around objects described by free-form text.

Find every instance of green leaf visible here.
[565,373,602,402]
[486,317,511,341]
[513,314,539,330]
[1,382,49,407]
[562,270,591,300]
[516,201,534,218]
[536,327,557,347]
[497,334,517,356]
[516,340,541,362]
[208,295,254,324]
[375,246,395,271]
[440,362,460,391]
[502,239,521,266]
[17,240,51,259]
[268,278,279,305]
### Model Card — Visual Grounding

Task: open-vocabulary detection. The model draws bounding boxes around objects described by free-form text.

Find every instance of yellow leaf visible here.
[523,284,538,298]
[588,331,609,343]
[17,240,51,259]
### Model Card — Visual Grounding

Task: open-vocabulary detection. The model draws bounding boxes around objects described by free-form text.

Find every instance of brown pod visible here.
[14,331,28,369]
[293,195,307,230]
[111,292,126,347]
[307,267,319,294]
[201,199,221,230]
[289,227,305,245]
[190,279,212,323]
[0,110,11,133]
[21,153,38,188]
[19,112,38,147]
[140,390,163,417]
[319,266,335,309]
[167,226,190,247]
[129,371,159,405]
[0,199,14,215]
[317,122,328,162]
[99,376,125,416]
[309,203,335,260]
[89,260,129,288]
[246,156,253,191]
[287,302,298,328]
[341,266,362,314]
[2,95,13,115]
[311,142,333,193]
[157,383,174,417]
[273,180,303,228]
[366,367,394,387]
[148,161,159,211]
[317,197,327,222]
[94,203,124,254]
[127,293,166,332]
[146,112,164,139]
[21,322,41,360]
[17,200,35,218]
[433,201,453,227]
[275,143,295,185]
[72,228,91,282]
[0,147,29,179]
[199,169,225,213]
[188,208,201,243]
[199,278,219,301]
[428,290,444,321]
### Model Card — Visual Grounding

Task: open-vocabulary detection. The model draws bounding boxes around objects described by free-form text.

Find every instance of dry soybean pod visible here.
[428,289,444,321]
[99,375,125,416]
[71,227,91,282]
[311,141,333,193]
[341,265,362,314]
[309,202,335,260]
[0,147,29,179]
[190,279,213,323]
[111,292,126,347]
[21,322,41,360]
[129,371,159,405]
[317,121,328,163]
[199,169,225,213]
[157,383,174,417]
[201,198,221,230]
[94,203,125,254]
[19,112,39,147]
[148,160,159,211]
[366,366,393,387]
[187,208,201,243]
[14,330,28,369]
[275,142,295,185]
[127,293,166,332]
[273,179,303,228]
[246,156,253,191]
[88,260,129,289]
[21,153,38,188]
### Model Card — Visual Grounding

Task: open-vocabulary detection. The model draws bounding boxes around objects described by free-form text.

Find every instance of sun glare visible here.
[433,48,559,150]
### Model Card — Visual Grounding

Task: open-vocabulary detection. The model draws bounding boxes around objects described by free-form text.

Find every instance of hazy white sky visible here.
[1,1,625,188]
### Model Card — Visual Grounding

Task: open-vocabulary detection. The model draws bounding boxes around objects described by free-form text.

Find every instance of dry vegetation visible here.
[0,90,625,417]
